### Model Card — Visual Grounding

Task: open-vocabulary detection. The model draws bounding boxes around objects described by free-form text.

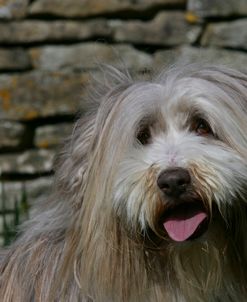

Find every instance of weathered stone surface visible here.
[201,20,247,50]
[0,71,89,120]
[153,46,247,72]
[0,121,26,148]
[0,177,53,210]
[30,43,153,71]
[0,20,112,44]
[0,149,55,174]
[187,0,247,18]
[0,49,31,70]
[34,123,73,149]
[0,0,28,19]
[30,0,185,18]
[111,12,201,45]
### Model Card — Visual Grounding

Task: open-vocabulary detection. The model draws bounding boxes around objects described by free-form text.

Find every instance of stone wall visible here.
[0,0,246,245]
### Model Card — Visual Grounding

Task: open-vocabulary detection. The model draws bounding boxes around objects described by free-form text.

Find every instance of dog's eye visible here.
[137,126,151,145]
[192,119,212,136]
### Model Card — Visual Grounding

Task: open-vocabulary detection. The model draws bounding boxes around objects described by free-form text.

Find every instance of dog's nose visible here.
[157,168,191,197]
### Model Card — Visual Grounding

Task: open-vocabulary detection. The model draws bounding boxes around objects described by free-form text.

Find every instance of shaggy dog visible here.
[1,64,247,302]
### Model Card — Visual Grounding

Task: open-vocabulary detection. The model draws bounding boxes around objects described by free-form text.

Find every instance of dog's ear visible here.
[53,66,133,206]
[53,115,95,205]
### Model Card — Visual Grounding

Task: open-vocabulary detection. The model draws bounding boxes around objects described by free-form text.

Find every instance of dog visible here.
[1,64,247,302]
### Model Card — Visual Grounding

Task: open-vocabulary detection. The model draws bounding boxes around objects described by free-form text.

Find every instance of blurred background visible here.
[0,0,246,245]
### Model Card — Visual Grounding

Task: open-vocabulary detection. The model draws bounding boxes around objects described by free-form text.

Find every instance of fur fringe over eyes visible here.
[1,64,247,302]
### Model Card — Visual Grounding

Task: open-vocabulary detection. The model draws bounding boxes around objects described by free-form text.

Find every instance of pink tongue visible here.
[163,211,207,242]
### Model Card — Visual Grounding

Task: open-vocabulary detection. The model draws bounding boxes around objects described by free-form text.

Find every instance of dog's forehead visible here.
[97,67,247,152]
[119,78,210,123]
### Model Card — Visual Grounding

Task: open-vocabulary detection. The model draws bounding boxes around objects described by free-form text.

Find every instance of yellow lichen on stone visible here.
[0,1,8,7]
[185,12,199,24]
[0,90,11,110]
[24,110,39,120]
[37,141,50,149]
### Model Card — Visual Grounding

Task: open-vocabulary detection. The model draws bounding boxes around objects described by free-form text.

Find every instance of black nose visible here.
[157,168,191,197]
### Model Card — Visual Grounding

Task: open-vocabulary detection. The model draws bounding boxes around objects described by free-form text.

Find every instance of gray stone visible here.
[153,46,247,73]
[0,121,26,148]
[30,43,153,71]
[0,177,53,210]
[30,0,185,18]
[0,0,28,19]
[0,149,56,175]
[187,0,247,18]
[0,71,89,120]
[111,12,201,46]
[0,48,31,70]
[34,123,73,149]
[0,20,112,44]
[201,20,247,50]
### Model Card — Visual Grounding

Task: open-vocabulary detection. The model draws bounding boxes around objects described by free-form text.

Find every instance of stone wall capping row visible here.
[1,0,247,21]
[0,19,112,44]
[0,17,246,72]
[110,11,201,45]
[0,12,198,45]
[0,17,245,51]
[0,0,185,20]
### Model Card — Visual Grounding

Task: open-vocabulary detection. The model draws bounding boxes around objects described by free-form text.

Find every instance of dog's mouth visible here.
[162,202,209,242]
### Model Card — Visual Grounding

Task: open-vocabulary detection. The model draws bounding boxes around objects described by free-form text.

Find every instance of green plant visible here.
[0,182,29,246]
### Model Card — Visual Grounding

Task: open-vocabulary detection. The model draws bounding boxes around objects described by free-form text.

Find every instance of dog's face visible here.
[85,65,247,248]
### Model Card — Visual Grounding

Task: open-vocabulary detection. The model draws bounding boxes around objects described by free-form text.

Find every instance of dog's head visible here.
[59,64,247,249]
[50,64,247,302]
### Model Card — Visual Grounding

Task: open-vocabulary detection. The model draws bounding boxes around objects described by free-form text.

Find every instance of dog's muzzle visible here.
[157,168,209,242]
